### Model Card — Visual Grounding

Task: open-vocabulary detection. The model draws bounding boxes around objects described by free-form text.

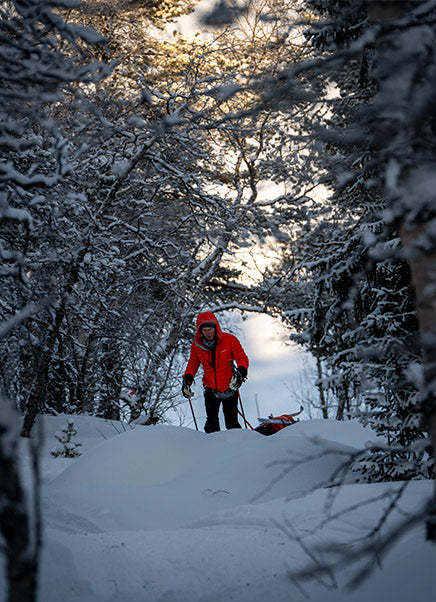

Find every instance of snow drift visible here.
[3,415,434,602]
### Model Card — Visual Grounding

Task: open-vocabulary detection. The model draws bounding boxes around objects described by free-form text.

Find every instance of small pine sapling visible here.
[51,419,83,458]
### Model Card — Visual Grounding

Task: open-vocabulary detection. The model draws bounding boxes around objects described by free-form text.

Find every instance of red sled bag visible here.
[254,407,302,436]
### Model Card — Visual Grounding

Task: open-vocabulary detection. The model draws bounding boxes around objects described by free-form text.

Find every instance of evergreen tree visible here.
[51,419,83,458]
[257,0,430,482]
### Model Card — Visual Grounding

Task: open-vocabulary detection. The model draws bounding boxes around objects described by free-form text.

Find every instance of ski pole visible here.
[238,391,252,430]
[237,408,254,430]
[188,396,199,431]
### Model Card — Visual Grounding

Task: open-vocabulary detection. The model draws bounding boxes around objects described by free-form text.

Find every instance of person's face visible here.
[201,326,216,341]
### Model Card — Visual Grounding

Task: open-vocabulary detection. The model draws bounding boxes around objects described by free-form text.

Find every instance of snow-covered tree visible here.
[50,418,82,458]
[1,0,317,432]
[250,0,431,485]
[244,0,436,549]
[0,2,109,599]
[358,0,436,537]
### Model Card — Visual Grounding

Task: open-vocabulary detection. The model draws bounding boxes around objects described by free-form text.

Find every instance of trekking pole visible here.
[188,396,199,431]
[237,408,254,430]
[238,391,251,430]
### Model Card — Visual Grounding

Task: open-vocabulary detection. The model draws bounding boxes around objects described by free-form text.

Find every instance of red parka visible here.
[184,311,249,393]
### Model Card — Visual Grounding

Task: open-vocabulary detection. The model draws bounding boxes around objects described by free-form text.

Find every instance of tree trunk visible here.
[1,398,40,602]
[21,246,88,437]
[402,229,436,540]
[316,357,329,419]
[20,305,66,437]
[365,0,411,22]
[336,389,346,421]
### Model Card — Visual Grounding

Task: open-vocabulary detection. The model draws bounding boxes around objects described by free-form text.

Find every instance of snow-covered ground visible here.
[3,412,435,602]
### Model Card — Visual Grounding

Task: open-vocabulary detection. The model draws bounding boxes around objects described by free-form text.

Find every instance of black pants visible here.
[204,388,241,433]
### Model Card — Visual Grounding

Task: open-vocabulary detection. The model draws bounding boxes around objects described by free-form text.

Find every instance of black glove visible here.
[229,366,247,391]
[182,374,194,399]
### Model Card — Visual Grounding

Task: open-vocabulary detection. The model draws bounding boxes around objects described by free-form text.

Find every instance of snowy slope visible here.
[3,415,435,602]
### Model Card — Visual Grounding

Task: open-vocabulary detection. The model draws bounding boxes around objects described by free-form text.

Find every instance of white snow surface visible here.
[4,413,435,602]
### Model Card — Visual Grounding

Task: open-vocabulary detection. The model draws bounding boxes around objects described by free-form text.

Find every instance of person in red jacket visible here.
[182,311,249,433]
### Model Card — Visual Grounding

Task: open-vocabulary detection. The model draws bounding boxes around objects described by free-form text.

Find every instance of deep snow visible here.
[2,413,435,602]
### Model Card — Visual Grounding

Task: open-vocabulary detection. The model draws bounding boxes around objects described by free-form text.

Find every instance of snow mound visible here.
[46,421,369,532]
[7,415,433,602]
[50,424,208,487]
[286,417,380,447]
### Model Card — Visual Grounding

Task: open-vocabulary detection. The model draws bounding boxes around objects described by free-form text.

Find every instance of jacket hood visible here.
[195,311,223,343]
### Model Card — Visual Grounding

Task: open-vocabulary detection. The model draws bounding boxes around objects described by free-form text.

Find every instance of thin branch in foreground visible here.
[287,497,430,591]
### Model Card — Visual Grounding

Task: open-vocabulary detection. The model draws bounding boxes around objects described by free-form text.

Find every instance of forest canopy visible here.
[2,2,436,601]
[0,0,434,493]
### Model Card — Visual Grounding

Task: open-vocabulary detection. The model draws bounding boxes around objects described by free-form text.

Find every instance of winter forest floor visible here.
[2,413,435,602]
